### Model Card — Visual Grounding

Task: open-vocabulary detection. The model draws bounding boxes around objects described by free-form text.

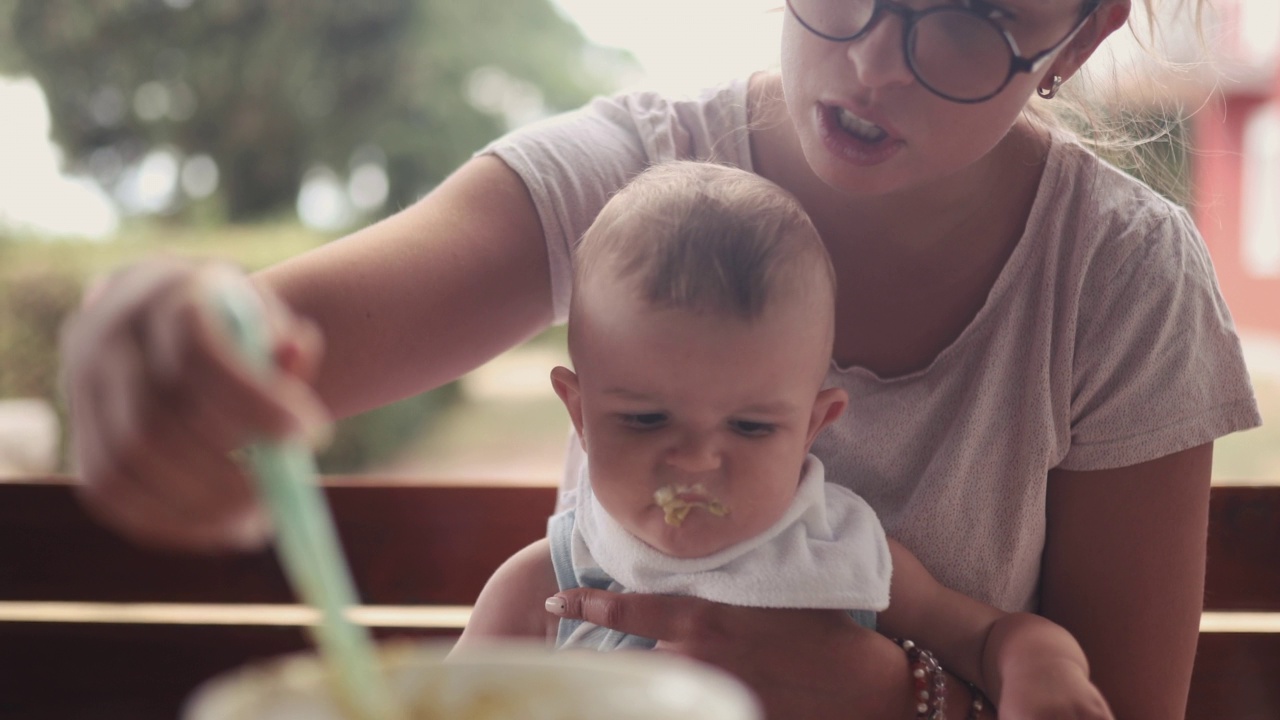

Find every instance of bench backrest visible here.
[1,478,1276,719]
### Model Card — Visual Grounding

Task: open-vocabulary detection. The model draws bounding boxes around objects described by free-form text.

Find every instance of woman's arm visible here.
[879,541,1111,719]
[1041,442,1214,720]
[61,155,553,550]
[258,154,554,419]
[877,539,999,688]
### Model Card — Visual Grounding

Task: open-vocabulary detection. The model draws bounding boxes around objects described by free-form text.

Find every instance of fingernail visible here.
[545,596,566,615]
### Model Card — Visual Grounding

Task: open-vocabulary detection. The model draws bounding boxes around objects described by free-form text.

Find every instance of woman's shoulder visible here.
[603,76,750,114]
[487,78,752,166]
[608,77,752,164]
[1043,134,1191,232]
[1029,133,1237,349]
[1035,133,1203,275]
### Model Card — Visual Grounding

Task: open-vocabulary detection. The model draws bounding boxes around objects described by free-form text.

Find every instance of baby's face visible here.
[555,279,842,558]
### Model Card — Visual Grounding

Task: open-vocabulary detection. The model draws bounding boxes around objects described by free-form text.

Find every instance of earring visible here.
[1037,75,1064,100]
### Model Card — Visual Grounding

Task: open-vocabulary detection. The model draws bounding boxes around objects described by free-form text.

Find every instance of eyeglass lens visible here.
[789,0,1016,101]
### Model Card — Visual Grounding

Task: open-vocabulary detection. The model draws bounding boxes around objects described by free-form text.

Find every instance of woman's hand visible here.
[995,656,1113,720]
[59,258,329,552]
[548,588,915,720]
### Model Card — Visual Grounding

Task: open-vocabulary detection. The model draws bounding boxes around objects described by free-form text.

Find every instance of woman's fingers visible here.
[60,258,323,551]
[549,589,723,644]
[549,590,918,719]
[258,280,326,384]
[74,334,267,551]
[150,266,329,443]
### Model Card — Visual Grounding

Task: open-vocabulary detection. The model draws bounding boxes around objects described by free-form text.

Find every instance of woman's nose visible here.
[665,433,722,473]
[845,11,915,93]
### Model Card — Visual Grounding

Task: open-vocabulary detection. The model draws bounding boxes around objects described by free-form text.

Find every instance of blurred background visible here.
[0,0,1276,484]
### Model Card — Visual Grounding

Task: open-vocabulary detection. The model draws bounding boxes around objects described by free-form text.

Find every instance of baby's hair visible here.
[572,161,835,321]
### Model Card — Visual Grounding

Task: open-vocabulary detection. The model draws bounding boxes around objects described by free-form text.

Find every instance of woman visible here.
[62,1,1259,717]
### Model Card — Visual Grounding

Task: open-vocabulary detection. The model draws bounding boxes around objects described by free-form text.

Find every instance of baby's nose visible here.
[665,433,722,473]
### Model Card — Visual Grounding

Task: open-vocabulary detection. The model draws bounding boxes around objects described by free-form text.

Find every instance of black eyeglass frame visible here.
[785,0,1103,103]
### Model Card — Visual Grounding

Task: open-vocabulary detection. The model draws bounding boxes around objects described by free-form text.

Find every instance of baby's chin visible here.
[637,511,741,559]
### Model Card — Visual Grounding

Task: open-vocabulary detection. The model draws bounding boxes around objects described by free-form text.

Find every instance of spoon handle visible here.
[211,283,399,720]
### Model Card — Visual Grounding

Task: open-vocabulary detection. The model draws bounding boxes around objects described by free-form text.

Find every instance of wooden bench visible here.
[1,477,1276,719]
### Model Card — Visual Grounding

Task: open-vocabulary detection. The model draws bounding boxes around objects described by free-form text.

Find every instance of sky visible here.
[0,77,121,239]
[552,0,781,94]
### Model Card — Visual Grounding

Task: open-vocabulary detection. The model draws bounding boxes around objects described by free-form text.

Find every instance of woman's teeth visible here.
[837,107,888,142]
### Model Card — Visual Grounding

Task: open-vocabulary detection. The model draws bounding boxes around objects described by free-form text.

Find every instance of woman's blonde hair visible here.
[1026,0,1215,203]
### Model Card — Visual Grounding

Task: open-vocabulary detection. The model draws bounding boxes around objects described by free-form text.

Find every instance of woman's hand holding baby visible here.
[982,612,1115,720]
[548,587,918,720]
[60,258,329,552]
[550,588,1118,720]
[995,656,1113,720]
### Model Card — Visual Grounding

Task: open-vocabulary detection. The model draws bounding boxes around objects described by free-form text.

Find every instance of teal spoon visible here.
[211,285,401,720]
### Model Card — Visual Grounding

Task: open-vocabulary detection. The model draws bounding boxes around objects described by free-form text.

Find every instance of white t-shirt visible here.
[479,78,1262,612]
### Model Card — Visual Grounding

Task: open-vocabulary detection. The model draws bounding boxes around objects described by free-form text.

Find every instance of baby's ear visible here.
[805,386,848,449]
[550,366,586,446]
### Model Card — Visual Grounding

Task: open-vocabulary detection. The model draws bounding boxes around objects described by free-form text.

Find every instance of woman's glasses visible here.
[785,0,1100,103]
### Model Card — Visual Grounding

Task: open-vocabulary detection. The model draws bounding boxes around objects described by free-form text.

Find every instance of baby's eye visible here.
[729,420,775,437]
[619,413,667,430]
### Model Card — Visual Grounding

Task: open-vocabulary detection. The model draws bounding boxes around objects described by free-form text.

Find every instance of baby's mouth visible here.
[653,483,730,527]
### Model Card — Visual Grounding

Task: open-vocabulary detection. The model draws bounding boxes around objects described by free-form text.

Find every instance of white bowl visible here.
[182,639,763,720]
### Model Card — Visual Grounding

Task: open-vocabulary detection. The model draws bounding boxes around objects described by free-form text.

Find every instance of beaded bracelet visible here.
[964,680,986,720]
[893,638,946,720]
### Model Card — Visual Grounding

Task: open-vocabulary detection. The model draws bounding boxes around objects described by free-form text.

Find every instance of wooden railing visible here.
[0,478,1276,719]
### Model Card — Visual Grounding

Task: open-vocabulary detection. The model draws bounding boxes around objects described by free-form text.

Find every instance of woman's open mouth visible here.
[835,107,888,143]
[818,103,904,166]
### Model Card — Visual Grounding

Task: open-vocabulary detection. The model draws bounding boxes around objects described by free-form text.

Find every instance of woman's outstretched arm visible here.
[62,155,553,551]
[258,155,554,419]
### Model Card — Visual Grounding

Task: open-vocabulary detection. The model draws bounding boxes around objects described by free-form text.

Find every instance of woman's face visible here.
[779,0,1099,197]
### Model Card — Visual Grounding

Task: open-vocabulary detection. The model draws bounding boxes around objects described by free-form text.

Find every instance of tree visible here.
[0,0,630,221]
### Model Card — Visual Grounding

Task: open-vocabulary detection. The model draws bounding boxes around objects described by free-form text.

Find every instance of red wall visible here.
[1192,91,1280,338]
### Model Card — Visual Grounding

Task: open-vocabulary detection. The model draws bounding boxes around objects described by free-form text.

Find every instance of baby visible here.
[454,161,1111,718]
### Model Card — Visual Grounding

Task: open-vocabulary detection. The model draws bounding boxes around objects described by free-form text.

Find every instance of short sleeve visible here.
[1060,207,1262,471]
[475,81,751,324]
[477,96,651,324]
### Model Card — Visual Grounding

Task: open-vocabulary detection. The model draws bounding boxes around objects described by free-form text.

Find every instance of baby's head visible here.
[552,161,848,558]
[572,161,837,331]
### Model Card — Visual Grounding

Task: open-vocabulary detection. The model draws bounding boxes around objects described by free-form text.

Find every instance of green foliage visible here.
[0,269,79,400]
[0,0,630,220]
[0,222,461,474]
[0,268,81,466]
[317,383,461,473]
[1091,109,1193,206]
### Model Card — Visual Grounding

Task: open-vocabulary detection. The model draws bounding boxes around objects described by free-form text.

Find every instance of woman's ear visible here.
[1043,0,1131,88]
[550,365,586,448]
[805,387,849,450]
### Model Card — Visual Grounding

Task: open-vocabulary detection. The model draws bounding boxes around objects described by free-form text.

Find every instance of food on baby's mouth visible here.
[653,484,729,526]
